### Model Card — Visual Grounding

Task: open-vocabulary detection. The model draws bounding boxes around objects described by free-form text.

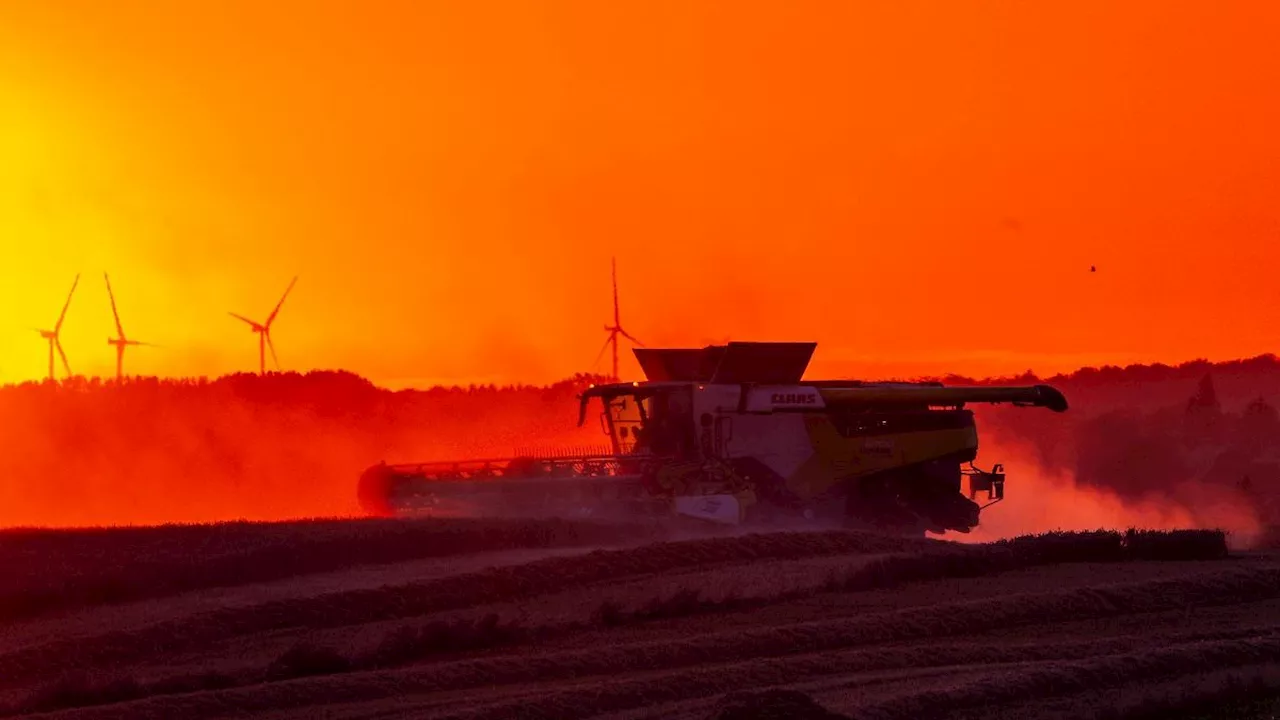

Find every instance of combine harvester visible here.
[358,342,1068,536]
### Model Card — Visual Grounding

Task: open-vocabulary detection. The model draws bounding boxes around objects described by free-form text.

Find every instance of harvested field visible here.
[0,520,1272,719]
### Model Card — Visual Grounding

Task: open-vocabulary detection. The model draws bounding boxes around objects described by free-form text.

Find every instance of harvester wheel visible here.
[357,463,395,516]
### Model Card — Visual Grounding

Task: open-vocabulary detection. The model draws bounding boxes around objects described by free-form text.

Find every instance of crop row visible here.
[7,527,1235,716]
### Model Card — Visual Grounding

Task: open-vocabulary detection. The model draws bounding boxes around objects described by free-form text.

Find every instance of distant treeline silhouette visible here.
[4,355,1280,529]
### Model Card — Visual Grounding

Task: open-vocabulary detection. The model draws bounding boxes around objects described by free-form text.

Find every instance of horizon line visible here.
[3,351,1278,393]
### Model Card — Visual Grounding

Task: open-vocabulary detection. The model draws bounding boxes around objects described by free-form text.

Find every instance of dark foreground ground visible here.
[0,517,1275,719]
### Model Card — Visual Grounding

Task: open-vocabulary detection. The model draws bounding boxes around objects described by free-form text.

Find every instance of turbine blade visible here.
[229,312,262,330]
[55,339,71,377]
[618,328,644,347]
[55,274,79,333]
[265,275,298,328]
[265,332,281,370]
[591,334,612,370]
[104,273,126,340]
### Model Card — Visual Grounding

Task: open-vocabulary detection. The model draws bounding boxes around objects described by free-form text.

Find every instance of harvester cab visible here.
[586,383,698,460]
[360,341,1067,536]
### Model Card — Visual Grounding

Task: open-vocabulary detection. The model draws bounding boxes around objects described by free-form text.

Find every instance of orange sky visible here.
[2,1,1280,387]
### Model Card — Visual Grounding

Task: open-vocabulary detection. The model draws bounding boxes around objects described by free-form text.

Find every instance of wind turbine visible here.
[593,257,642,381]
[36,274,79,382]
[105,273,156,381]
[229,276,297,375]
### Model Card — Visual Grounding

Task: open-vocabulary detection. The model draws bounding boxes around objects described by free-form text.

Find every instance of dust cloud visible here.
[0,372,603,528]
[964,432,1263,549]
[962,361,1280,549]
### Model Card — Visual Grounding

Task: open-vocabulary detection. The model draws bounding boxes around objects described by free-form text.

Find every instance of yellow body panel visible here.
[784,415,979,500]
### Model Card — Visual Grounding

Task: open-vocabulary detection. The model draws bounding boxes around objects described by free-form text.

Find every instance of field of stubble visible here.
[0,517,1276,720]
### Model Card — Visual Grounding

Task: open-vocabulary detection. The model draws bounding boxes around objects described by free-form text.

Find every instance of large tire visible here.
[356,463,395,516]
[844,466,980,536]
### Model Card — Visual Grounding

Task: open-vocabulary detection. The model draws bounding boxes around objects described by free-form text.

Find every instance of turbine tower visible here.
[36,274,79,382]
[229,276,297,375]
[594,257,642,381]
[105,273,155,381]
